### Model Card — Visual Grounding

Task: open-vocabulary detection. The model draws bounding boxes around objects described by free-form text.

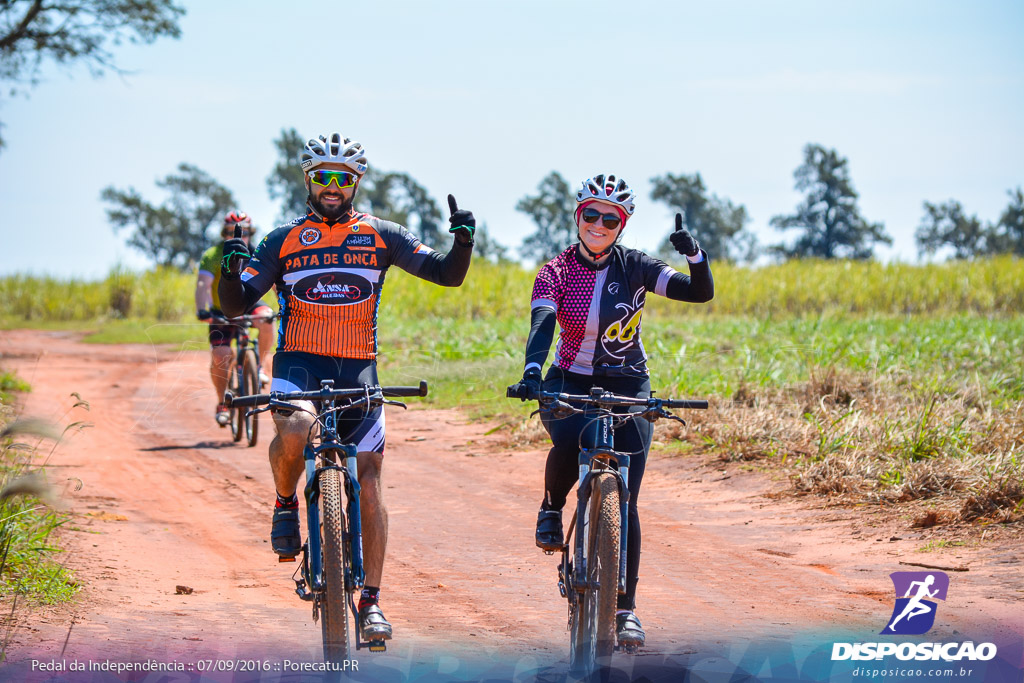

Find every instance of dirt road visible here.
[1,329,1021,680]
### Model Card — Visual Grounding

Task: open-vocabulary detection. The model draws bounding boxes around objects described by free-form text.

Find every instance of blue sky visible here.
[1,0,1021,276]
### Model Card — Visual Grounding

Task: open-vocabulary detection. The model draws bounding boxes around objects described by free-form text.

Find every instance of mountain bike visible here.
[509,384,707,677]
[226,380,428,664]
[209,312,275,447]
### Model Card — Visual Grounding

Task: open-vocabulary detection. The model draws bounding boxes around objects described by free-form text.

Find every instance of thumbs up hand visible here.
[447,194,476,246]
[221,223,252,280]
[668,213,700,257]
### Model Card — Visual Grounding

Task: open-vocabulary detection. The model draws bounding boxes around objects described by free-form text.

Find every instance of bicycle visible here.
[209,312,276,447]
[508,384,707,677]
[226,380,428,664]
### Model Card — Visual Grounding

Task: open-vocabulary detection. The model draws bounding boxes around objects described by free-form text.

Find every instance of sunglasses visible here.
[580,207,622,230]
[308,169,358,189]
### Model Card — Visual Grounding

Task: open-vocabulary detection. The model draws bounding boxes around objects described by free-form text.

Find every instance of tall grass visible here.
[2,257,1022,323]
[0,375,77,607]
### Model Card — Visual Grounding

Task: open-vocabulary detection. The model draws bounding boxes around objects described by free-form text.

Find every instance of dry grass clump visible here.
[670,367,1024,527]
[959,477,1024,523]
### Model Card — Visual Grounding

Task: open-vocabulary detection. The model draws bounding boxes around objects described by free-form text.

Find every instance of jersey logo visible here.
[346,234,374,246]
[299,227,322,246]
[607,282,620,295]
[294,272,373,305]
[601,288,645,360]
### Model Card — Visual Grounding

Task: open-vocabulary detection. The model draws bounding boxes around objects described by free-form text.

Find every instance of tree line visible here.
[517,143,1023,264]
[102,139,1024,271]
[102,128,510,269]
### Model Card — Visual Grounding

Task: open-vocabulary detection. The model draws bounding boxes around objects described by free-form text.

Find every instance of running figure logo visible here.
[881,571,949,635]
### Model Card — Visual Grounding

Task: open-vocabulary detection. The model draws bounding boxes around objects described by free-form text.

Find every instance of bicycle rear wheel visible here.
[242,349,260,447]
[569,472,620,676]
[319,467,351,663]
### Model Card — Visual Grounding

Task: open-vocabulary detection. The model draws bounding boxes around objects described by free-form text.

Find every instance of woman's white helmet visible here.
[300,132,368,175]
[576,174,636,216]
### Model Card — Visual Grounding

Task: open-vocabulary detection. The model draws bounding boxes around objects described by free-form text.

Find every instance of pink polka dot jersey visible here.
[531,245,683,378]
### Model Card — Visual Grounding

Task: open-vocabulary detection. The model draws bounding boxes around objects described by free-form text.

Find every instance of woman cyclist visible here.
[510,174,713,648]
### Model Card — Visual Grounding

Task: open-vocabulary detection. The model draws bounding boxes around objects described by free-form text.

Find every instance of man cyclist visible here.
[509,174,713,649]
[218,132,476,644]
[195,211,274,427]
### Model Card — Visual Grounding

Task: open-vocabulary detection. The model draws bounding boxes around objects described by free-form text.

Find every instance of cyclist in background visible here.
[195,211,274,427]
[217,132,476,645]
[509,174,714,649]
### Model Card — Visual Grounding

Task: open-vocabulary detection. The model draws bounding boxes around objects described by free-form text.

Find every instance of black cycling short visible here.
[270,351,386,455]
[207,304,273,348]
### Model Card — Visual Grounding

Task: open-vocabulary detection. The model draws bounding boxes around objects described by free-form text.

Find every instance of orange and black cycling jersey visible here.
[239,211,470,359]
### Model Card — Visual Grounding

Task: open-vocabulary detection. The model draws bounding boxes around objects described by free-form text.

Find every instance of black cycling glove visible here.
[221,225,251,280]
[447,194,476,246]
[510,369,542,401]
[669,213,700,257]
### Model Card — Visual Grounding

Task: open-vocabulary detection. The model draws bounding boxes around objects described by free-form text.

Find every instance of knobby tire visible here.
[319,467,351,663]
[569,472,620,677]
[242,349,260,447]
[229,359,243,443]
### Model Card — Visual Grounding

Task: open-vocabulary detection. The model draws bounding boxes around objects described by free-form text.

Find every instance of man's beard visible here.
[310,193,354,221]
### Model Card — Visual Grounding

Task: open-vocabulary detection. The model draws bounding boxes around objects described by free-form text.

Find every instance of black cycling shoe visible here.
[270,504,301,558]
[535,509,564,551]
[359,604,393,641]
[616,612,646,648]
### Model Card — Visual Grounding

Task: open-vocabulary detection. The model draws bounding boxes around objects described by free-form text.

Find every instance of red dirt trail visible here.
[1,329,1021,678]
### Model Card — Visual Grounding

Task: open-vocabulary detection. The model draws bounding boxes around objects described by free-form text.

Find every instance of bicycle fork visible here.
[295,443,365,600]
[572,417,631,596]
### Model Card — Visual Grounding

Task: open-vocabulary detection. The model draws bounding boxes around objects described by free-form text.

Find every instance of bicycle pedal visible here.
[278,556,297,563]
[617,642,641,654]
[544,550,554,556]
[367,640,386,653]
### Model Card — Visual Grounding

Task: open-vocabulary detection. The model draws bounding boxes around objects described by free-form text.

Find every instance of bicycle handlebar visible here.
[208,312,278,326]
[505,385,707,411]
[226,381,429,408]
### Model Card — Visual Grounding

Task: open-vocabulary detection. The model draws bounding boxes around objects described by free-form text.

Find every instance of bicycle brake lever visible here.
[382,399,408,409]
[246,405,273,417]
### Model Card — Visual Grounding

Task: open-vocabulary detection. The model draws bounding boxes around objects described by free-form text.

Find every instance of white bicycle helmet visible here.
[575,174,636,216]
[300,132,368,175]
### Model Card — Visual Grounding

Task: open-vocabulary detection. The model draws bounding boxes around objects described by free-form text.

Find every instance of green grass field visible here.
[2,258,1022,522]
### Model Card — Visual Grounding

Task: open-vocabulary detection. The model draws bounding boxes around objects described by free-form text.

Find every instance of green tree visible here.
[914,200,988,259]
[265,127,307,223]
[355,169,445,249]
[650,172,756,263]
[516,171,576,263]
[102,163,235,270]
[0,0,185,150]
[770,144,891,259]
[989,187,1024,256]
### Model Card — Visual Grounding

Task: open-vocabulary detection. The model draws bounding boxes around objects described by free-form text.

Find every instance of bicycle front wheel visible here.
[242,349,260,447]
[229,360,243,443]
[569,472,620,676]
[319,467,351,663]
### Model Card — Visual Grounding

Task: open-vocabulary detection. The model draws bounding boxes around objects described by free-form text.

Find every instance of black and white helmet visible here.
[300,132,368,175]
[575,174,636,216]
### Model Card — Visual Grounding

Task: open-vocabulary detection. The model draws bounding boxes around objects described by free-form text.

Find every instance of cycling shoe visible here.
[616,611,646,647]
[271,503,301,558]
[535,509,564,551]
[359,604,393,641]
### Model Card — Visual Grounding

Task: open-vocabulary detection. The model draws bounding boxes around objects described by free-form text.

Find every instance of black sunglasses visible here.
[580,207,622,230]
